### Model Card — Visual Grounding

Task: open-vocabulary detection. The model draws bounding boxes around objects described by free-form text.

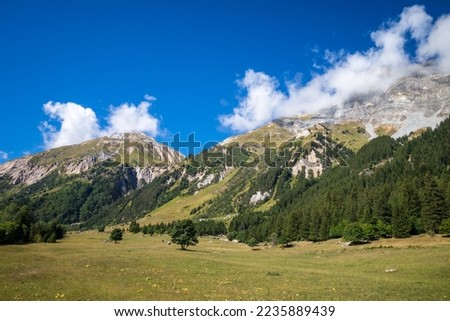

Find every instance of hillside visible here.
[229,117,450,244]
[1,74,449,245]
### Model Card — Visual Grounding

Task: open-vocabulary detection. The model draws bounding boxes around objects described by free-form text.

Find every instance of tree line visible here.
[127,219,227,237]
[228,118,450,245]
[0,203,65,244]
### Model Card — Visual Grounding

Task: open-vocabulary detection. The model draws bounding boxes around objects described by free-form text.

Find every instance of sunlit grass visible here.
[137,169,238,226]
[1,233,449,301]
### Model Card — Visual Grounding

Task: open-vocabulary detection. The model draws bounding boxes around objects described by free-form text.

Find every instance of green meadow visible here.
[1,232,449,301]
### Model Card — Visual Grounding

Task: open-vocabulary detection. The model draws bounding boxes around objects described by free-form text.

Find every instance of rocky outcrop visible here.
[249,191,271,205]
[197,174,215,189]
[0,133,184,186]
[275,74,450,139]
[0,156,58,185]
[292,149,323,178]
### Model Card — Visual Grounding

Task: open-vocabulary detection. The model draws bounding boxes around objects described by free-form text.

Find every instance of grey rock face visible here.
[275,74,450,138]
[0,133,184,186]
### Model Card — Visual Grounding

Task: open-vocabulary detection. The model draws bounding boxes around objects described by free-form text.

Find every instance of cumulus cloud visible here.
[40,96,161,149]
[106,97,159,137]
[219,5,450,132]
[219,71,287,132]
[40,102,102,149]
[418,13,450,72]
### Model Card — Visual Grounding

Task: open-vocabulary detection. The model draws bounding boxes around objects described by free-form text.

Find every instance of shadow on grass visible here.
[176,248,212,253]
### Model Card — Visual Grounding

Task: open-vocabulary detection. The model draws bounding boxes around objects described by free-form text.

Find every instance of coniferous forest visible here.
[229,117,450,245]
[1,117,449,246]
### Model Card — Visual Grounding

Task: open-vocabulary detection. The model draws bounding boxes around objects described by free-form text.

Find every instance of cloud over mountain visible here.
[219,5,450,132]
[40,96,160,149]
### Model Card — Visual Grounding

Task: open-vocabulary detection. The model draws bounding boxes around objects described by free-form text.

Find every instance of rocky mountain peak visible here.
[274,74,450,139]
[0,133,184,186]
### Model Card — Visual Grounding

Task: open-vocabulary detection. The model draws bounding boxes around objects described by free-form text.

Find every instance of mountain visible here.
[274,73,450,139]
[0,132,184,186]
[1,74,449,244]
[0,133,184,231]
[227,117,450,244]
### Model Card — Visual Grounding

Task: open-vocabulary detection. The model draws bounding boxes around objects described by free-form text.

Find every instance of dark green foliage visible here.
[227,231,238,241]
[0,204,65,244]
[439,218,450,236]
[31,221,66,243]
[0,221,21,244]
[129,220,141,234]
[170,219,198,250]
[351,135,398,169]
[110,228,123,243]
[421,175,447,234]
[389,183,413,238]
[343,223,369,244]
[0,164,182,231]
[94,170,184,227]
[247,237,257,247]
[229,117,450,245]
[196,220,227,236]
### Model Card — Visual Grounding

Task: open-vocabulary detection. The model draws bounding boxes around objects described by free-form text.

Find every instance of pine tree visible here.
[389,184,411,238]
[421,176,447,235]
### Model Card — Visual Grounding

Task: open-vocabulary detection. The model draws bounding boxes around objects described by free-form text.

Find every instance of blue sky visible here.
[1,0,450,160]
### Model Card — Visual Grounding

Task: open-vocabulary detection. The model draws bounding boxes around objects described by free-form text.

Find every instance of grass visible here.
[330,122,370,151]
[136,169,238,225]
[223,123,294,147]
[375,124,399,136]
[1,233,449,301]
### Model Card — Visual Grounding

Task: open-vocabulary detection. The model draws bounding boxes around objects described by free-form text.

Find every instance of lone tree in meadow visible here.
[110,228,123,243]
[170,219,198,250]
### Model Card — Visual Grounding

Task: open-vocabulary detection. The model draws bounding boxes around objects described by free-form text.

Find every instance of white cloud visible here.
[418,14,450,73]
[0,151,8,160]
[40,102,101,149]
[106,98,159,137]
[219,5,449,132]
[40,96,161,149]
[219,70,286,132]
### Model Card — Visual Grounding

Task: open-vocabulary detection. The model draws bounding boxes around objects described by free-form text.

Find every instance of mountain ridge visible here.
[274,74,450,139]
[0,132,184,186]
[0,73,449,236]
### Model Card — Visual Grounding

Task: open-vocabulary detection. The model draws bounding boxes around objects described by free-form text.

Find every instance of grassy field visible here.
[0,233,449,301]
[136,169,238,226]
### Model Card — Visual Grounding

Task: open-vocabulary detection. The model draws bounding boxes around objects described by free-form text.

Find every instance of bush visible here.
[343,223,368,244]
[0,221,21,244]
[439,218,450,236]
[227,231,238,241]
[129,220,141,234]
[110,228,123,243]
[247,237,257,247]
[31,221,65,243]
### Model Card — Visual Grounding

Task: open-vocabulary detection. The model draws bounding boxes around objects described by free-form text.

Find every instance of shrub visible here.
[110,228,123,243]
[439,218,450,236]
[0,221,21,244]
[247,237,257,247]
[343,223,368,244]
[129,220,141,234]
[227,231,238,241]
